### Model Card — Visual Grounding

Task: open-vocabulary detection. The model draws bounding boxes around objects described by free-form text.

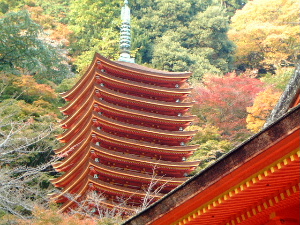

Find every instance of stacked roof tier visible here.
[51,53,199,213]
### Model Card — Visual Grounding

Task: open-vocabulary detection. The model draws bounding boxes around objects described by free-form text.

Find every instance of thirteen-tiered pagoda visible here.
[51,0,199,213]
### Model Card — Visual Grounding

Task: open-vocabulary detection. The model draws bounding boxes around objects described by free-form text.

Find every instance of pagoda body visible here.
[51,53,199,213]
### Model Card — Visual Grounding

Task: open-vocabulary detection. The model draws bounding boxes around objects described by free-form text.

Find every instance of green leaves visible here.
[187,125,232,173]
[132,1,235,78]
[0,10,71,83]
[68,0,122,71]
[152,32,192,72]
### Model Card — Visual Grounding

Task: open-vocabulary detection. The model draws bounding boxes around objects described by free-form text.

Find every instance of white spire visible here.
[118,0,135,63]
[121,0,130,23]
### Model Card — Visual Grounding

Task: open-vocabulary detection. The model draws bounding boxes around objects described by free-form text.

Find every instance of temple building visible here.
[123,66,300,225]
[51,0,199,213]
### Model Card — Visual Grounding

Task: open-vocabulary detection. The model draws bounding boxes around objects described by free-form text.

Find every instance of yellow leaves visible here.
[33,99,52,109]
[17,206,98,225]
[246,87,281,132]
[229,0,300,66]
[16,205,126,225]
[50,23,72,46]
[13,75,57,101]
[16,100,47,117]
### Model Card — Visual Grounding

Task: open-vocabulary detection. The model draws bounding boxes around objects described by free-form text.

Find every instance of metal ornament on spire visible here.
[118,0,135,63]
[122,0,130,23]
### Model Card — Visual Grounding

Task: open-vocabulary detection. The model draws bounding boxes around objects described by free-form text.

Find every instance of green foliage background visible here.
[0,0,297,222]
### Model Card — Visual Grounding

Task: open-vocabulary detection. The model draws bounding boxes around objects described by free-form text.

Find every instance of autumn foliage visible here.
[0,0,296,222]
[229,0,299,69]
[192,74,264,142]
[246,87,282,132]
[15,207,97,225]
[13,75,57,103]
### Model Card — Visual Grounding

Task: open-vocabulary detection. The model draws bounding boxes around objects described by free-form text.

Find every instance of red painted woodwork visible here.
[51,53,199,213]
[147,129,300,225]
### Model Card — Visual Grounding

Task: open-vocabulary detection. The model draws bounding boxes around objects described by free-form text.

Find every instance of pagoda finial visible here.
[118,0,135,63]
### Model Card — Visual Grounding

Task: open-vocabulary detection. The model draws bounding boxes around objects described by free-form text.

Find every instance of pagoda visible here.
[51,0,199,214]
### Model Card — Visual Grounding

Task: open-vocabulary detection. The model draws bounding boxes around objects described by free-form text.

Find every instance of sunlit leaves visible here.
[13,75,57,103]
[228,0,300,69]
[192,74,264,142]
[68,0,122,71]
[260,67,295,90]
[246,87,281,132]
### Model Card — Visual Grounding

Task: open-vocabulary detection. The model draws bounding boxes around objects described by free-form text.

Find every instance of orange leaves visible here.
[246,87,281,132]
[192,74,264,142]
[25,5,72,44]
[13,75,57,101]
[50,23,72,46]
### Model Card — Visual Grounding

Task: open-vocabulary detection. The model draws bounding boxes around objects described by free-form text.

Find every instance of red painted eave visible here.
[123,105,300,225]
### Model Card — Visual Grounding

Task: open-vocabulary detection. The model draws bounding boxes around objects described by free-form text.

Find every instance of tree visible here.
[13,75,58,103]
[0,0,28,15]
[0,10,71,83]
[260,67,295,91]
[0,73,62,220]
[192,74,264,142]
[25,4,72,47]
[68,0,122,72]
[187,125,232,173]
[228,0,299,70]
[246,87,282,133]
[184,4,235,78]
[6,207,97,225]
[0,98,57,219]
[222,0,248,16]
[33,0,70,24]
[152,31,193,72]
[134,1,235,79]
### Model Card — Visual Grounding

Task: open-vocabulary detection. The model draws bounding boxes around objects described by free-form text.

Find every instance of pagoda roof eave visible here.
[60,97,195,133]
[54,137,92,170]
[61,71,95,102]
[92,128,199,153]
[57,113,92,141]
[96,85,195,108]
[59,193,136,214]
[60,54,99,99]
[59,87,94,113]
[57,175,163,212]
[51,149,91,185]
[95,53,192,78]
[52,165,91,201]
[93,114,197,138]
[55,178,90,213]
[59,99,94,128]
[52,148,189,204]
[54,123,92,154]
[89,159,188,184]
[90,144,200,169]
[88,176,164,198]
[93,101,196,123]
[97,69,192,95]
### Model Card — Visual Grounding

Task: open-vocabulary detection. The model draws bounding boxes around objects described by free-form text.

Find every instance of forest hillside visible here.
[0,0,299,224]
